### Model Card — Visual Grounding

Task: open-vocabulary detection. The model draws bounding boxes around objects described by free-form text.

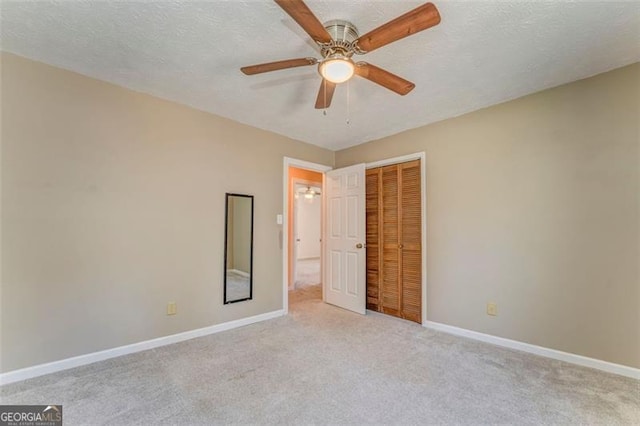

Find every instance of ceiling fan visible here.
[296,186,321,199]
[240,0,441,109]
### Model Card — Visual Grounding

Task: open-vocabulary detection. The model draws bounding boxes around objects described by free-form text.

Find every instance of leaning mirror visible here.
[224,193,254,304]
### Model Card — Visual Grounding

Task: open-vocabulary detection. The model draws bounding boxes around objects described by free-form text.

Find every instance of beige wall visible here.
[2,51,637,374]
[0,53,334,373]
[336,63,640,368]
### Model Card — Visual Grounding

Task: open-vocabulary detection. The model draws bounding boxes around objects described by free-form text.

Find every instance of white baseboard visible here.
[228,269,250,278]
[0,309,285,386]
[424,321,639,380]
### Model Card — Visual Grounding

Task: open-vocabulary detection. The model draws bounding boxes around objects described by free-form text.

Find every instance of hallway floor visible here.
[294,258,320,289]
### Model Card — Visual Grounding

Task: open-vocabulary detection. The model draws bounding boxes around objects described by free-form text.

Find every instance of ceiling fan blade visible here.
[241,57,317,75]
[315,79,336,109]
[354,62,415,95]
[274,0,333,44]
[354,2,440,53]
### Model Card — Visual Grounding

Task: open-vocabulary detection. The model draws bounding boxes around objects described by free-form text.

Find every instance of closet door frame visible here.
[366,152,427,325]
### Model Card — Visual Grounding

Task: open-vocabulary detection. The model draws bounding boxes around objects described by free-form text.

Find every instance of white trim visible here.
[365,152,428,325]
[0,309,285,385]
[424,321,640,380]
[228,269,250,278]
[282,157,332,314]
[365,152,425,169]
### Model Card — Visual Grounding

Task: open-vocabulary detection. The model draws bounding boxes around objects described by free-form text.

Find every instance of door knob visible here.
[356,243,363,249]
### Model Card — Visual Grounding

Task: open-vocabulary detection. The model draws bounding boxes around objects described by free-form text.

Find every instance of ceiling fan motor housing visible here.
[320,20,359,58]
[324,20,359,43]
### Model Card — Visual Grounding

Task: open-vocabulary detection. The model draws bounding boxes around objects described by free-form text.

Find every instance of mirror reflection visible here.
[224,193,254,304]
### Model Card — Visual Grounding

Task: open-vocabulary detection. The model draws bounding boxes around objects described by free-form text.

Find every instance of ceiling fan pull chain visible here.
[323,82,327,114]
[323,81,327,115]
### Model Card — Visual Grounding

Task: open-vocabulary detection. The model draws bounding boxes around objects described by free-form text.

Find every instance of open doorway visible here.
[293,183,322,289]
[287,167,323,306]
[283,159,332,313]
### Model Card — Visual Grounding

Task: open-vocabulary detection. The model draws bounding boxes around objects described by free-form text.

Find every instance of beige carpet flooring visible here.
[1,284,638,424]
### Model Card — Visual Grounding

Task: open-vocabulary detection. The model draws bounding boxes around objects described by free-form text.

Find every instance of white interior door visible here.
[324,163,366,314]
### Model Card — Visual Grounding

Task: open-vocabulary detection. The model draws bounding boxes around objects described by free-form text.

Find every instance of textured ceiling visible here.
[1,1,639,150]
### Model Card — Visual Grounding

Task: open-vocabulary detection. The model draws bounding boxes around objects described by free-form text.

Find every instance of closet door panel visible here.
[381,166,401,314]
[366,249,379,308]
[401,161,421,249]
[382,166,399,245]
[400,160,422,323]
[381,247,400,315]
[365,160,422,323]
[401,250,421,322]
[365,169,380,310]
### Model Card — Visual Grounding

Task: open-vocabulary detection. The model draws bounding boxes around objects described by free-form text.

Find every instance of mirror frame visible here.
[223,193,254,304]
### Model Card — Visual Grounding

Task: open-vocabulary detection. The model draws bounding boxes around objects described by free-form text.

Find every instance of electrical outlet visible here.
[487,302,497,316]
[167,302,177,316]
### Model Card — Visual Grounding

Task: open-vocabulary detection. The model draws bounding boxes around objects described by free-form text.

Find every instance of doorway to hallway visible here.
[293,183,321,289]
[282,157,371,317]
[286,165,325,309]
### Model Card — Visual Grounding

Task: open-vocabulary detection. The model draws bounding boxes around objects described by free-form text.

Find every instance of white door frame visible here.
[365,152,428,325]
[283,157,332,314]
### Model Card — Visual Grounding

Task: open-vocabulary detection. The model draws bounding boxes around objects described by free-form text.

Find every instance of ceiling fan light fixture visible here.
[319,55,355,84]
[301,186,320,199]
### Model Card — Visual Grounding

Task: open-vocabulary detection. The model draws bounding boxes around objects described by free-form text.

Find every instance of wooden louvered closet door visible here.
[366,160,422,323]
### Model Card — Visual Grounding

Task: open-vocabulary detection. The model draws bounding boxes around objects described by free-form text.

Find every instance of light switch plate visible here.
[276,214,283,225]
[487,302,497,316]
[167,302,177,315]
